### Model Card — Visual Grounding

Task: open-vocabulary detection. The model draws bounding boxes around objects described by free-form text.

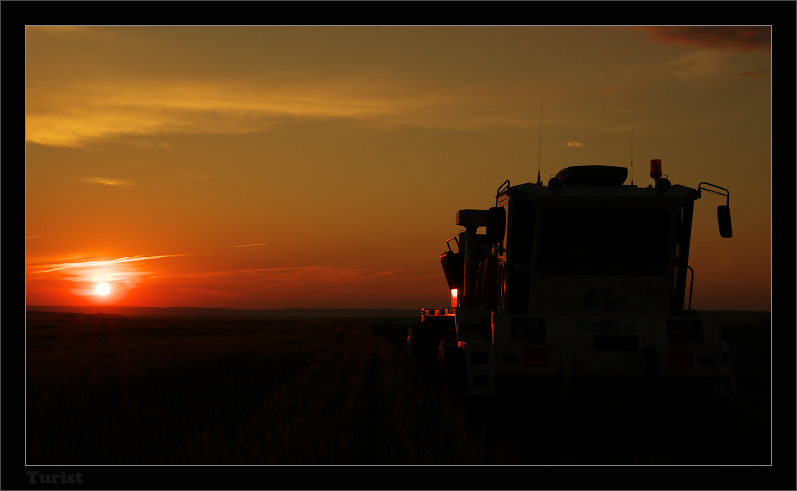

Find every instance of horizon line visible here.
[25,305,771,313]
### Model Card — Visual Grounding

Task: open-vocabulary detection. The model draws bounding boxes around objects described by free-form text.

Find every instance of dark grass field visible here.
[25,312,771,465]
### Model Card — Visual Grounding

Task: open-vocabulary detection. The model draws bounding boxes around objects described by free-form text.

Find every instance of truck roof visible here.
[501,165,698,201]
[508,182,697,201]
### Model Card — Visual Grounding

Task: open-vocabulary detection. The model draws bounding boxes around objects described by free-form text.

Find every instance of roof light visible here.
[650,159,662,180]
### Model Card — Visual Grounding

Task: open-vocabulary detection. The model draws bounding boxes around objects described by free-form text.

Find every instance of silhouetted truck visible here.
[408,162,735,410]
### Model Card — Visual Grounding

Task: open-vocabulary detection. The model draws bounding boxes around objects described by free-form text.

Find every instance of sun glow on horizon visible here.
[96,283,111,295]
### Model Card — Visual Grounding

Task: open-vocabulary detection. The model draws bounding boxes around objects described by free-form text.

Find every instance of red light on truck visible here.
[451,288,458,307]
[523,347,549,367]
[667,348,694,368]
[650,159,662,180]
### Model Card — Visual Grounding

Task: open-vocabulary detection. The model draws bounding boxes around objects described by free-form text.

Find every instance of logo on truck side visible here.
[583,289,627,308]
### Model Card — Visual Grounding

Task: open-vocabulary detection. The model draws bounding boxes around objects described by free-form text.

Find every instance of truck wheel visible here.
[438,333,467,396]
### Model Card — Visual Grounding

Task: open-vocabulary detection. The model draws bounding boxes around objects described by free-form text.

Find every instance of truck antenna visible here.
[630,128,634,185]
[537,101,542,185]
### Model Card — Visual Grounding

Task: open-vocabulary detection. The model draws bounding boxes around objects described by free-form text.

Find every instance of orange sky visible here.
[25,26,771,311]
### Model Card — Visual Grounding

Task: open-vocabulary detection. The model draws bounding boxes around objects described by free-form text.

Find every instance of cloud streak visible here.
[82,177,135,186]
[638,27,771,52]
[26,73,543,148]
[33,254,189,274]
[178,287,239,296]
[227,242,268,248]
[148,264,408,283]
[732,69,770,77]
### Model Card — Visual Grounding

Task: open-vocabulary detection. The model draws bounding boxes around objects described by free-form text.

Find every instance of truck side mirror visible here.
[718,206,732,238]
[486,207,506,243]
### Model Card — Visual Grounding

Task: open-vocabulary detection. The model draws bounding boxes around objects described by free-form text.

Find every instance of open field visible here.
[26,311,770,465]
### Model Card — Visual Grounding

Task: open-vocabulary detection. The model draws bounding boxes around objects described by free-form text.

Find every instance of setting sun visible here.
[95,283,110,295]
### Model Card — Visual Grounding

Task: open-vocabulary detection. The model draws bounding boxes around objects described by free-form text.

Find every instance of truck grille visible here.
[593,335,639,351]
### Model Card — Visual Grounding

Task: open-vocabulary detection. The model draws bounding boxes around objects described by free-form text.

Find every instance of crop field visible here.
[25,312,770,465]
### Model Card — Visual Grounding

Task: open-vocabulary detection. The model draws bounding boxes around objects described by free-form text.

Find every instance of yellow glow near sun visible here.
[96,283,111,295]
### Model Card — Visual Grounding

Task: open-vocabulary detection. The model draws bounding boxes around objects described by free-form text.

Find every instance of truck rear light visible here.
[667,319,704,345]
[667,349,694,368]
[511,317,547,342]
[451,288,458,307]
[523,347,549,367]
[471,352,488,365]
[502,355,518,363]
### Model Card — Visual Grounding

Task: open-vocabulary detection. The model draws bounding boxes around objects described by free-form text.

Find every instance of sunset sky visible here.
[25,26,771,311]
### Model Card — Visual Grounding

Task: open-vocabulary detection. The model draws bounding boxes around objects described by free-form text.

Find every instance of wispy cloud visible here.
[638,26,771,52]
[182,173,212,180]
[732,69,770,77]
[566,141,583,147]
[25,80,417,147]
[27,26,87,33]
[649,48,731,81]
[33,254,188,274]
[82,177,135,186]
[178,288,239,296]
[226,242,268,248]
[151,264,406,282]
[26,73,543,148]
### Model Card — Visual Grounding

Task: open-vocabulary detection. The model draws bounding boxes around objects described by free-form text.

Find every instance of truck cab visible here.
[413,164,735,406]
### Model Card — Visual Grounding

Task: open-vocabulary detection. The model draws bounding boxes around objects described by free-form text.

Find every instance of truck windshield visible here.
[538,206,670,275]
